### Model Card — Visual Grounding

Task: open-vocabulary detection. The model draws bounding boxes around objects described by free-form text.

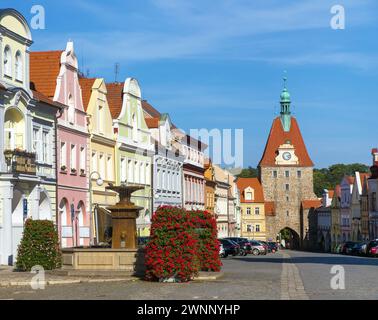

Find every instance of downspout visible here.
[55,105,64,234]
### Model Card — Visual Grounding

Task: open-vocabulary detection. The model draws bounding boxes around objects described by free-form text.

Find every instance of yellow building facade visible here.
[80,78,117,241]
[236,178,266,241]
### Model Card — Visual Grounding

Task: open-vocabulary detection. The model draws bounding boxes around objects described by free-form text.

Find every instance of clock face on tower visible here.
[283,152,292,161]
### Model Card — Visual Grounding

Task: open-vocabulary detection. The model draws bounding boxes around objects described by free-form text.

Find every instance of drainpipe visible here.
[55,105,64,235]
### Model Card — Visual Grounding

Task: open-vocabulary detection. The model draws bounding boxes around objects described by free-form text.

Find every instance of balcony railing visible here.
[3,149,37,175]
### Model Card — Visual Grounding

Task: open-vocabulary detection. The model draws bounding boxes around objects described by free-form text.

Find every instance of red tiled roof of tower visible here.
[302,199,322,209]
[259,117,314,167]
[78,78,96,112]
[236,177,264,203]
[265,202,275,216]
[30,51,63,98]
[106,82,124,119]
[145,117,159,129]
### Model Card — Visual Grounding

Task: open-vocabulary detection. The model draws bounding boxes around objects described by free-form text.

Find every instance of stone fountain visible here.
[61,183,146,276]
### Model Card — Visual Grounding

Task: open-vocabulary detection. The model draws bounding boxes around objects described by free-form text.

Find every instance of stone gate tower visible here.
[258,78,317,246]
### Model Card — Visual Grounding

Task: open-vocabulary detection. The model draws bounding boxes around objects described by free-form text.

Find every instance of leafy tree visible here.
[237,166,258,178]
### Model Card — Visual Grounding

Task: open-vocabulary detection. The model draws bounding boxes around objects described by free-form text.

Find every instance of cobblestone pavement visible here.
[0,250,377,300]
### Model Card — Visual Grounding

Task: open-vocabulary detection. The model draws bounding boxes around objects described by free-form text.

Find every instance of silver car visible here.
[219,243,227,258]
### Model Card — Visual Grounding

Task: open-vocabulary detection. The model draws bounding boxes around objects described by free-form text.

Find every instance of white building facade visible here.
[0,9,60,265]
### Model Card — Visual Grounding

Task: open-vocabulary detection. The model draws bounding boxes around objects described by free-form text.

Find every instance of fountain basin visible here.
[61,247,145,276]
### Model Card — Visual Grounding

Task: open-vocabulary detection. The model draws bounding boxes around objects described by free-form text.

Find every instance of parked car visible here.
[219,238,239,256]
[249,240,267,256]
[351,242,368,256]
[219,243,227,258]
[224,237,251,256]
[367,240,378,257]
[340,241,357,255]
[259,241,270,253]
[267,242,279,253]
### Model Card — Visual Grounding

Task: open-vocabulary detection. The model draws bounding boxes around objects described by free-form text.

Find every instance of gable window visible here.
[68,94,75,124]
[98,105,104,134]
[15,51,23,82]
[132,113,138,142]
[4,46,12,77]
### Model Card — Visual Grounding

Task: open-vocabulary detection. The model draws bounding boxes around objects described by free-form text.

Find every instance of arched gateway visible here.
[258,78,318,248]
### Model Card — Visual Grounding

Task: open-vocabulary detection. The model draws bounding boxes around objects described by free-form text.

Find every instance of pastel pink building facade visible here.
[30,42,90,248]
[55,43,89,248]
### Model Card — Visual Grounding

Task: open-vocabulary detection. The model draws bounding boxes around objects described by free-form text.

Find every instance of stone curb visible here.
[193,272,224,281]
[0,277,138,288]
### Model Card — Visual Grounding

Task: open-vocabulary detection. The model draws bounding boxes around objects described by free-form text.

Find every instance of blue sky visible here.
[5,0,378,168]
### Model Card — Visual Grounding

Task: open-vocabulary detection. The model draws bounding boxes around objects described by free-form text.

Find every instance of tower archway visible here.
[277,227,300,250]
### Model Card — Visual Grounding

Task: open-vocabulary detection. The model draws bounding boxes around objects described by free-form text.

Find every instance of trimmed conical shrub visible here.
[16,219,62,271]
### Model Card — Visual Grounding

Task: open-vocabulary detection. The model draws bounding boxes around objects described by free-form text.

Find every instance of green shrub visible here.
[16,219,62,271]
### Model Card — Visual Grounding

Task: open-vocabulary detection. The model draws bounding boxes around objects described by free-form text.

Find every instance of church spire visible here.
[280,73,291,132]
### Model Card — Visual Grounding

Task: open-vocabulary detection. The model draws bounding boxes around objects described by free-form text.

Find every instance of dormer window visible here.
[4,46,12,77]
[15,51,23,82]
[245,188,254,201]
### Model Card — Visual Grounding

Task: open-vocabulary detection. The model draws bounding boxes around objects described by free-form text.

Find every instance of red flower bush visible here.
[189,210,222,272]
[145,206,200,282]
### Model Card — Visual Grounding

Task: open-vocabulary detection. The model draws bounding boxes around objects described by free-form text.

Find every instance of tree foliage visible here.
[236,166,258,178]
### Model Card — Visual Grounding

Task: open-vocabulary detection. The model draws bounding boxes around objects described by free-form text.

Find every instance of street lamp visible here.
[89,171,103,245]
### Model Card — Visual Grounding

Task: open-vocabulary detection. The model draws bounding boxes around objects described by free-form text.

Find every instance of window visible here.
[255,207,260,215]
[42,130,49,163]
[146,163,151,185]
[92,151,97,172]
[60,142,67,168]
[285,171,290,178]
[140,162,145,185]
[247,225,252,233]
[4,46,11,77]
[107,155,113,181]
[132,114,138,142]
[286,211,289,217]
[286,196,289,202]
[273,170,277,178]
[33,127,41,161]
[285,184,290,191]
[15,51,23,81]
[128,160,133,183]
[98,105,104,134]
[68,94,75,124]
[134,161,140,183]
[70,145,77,171]
[255,224,260,232]
[246,207,251,215]
[80,147,86,172]
[120,157,126,182]
[245,191,253,201]
[99,153,105,180]
[297,170,302,178]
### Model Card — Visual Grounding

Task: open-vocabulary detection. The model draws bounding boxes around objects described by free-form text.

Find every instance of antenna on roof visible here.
[114,63,120,83]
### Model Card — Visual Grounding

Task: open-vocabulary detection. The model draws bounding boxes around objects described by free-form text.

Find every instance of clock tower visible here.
[258,77,318,247]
